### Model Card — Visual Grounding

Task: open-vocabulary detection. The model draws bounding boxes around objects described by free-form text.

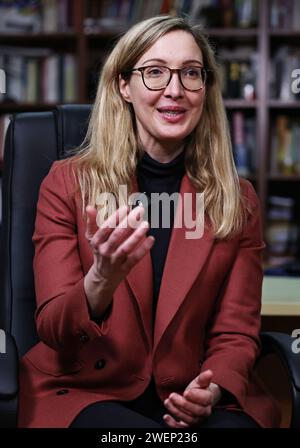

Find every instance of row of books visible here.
[269,0,300,30]
[229,111,300,179]
[218,47,257,100]
[4,45,300,104]
[270,115,300,176]
[0,47,78,103]
[191,0,258,28]
[266,195,299,263]
[84,0,258,33]
[0,0,73,34]
[219,45,300,103]
[219,45,300,102]
[270,47,300,101]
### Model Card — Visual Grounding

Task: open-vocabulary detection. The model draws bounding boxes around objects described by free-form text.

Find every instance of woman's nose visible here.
[163,72,184,98]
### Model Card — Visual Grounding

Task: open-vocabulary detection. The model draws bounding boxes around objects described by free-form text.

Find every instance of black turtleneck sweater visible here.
[136,150,185,320]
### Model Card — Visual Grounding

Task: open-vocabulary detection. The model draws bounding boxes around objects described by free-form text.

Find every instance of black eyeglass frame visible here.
[123,65,210,92]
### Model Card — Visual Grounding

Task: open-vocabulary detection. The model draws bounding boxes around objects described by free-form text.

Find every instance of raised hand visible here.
[84,204,154,318]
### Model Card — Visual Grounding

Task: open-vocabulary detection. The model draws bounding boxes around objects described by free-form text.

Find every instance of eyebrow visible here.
[140,58,204,66]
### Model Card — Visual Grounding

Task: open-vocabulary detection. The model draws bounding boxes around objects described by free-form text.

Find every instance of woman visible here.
[18,15,280,428]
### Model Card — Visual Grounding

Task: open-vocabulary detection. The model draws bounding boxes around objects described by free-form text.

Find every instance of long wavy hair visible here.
[71,15,246,238]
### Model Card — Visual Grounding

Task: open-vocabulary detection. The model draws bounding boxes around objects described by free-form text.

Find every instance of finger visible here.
[165,394,194,417]
[122,235,155,271]
[113,220,150,261]
[196,369,213,389]
[99,205,145,255]
[101,204,129,231]
[163,414,189,429]
[183,388,212,407]
[163,396,199,425]
[91,205,129,248]
[119,204,145,230]
[85,205,98,240]
[167,391,211,416]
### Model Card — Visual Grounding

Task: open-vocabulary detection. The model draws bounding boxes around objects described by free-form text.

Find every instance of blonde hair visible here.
[71,15,246,238]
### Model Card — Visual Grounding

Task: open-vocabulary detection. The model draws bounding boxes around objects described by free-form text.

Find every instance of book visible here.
[232,110,250,176]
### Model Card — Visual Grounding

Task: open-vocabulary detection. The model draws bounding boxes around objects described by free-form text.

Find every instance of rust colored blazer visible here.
[18,160,280,428]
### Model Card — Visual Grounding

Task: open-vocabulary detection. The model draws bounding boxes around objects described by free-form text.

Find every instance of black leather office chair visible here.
[0,105,299,428]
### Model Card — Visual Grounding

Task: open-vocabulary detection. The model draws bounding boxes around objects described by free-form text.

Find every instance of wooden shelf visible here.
[205,28,258,37]
[269,29,300,37]
[0,32,77,43]
[85,28,127,39]
[268,100,300,109]
[224,99,257,109]
[0,102,77,113]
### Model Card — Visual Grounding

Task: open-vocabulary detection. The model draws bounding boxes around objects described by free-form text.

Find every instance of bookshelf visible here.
[0,0,299,269]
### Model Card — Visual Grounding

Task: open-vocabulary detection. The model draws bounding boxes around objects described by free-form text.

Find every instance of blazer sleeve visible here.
[32,161,104,353]
[200,180,265,408]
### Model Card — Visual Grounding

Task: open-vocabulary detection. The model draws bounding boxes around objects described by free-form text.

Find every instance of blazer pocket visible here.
[25,341,82,377]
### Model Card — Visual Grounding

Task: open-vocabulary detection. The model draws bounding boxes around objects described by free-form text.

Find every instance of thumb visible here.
[197,369,213,389]
[85,205,98,240]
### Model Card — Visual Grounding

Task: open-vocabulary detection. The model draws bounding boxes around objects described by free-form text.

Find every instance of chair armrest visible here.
[260,331,300,429]
[0,329,19,427]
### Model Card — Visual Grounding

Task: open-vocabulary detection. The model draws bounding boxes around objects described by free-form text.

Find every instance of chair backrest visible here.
[0,104,92,356]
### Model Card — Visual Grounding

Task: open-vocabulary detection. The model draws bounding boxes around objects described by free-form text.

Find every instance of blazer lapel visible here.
[126,251,153,351]
[125,177,153,350]
[153,174,215,354]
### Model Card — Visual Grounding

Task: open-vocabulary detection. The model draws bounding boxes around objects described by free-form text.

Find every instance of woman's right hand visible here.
[84,204,154,318]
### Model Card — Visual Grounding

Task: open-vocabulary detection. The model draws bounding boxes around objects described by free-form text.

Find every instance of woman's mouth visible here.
[157,107,187,123]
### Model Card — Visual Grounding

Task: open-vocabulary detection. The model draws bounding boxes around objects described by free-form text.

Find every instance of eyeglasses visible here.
[124,65,209,91]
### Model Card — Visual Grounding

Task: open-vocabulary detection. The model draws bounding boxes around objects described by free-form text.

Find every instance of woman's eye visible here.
[183,68,201,78]
[146,67,164,77]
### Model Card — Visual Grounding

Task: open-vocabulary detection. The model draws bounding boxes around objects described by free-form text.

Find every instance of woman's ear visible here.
[119,74,132,102]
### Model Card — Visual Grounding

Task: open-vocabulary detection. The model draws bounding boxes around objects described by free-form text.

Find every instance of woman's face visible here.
[119,30,206,160]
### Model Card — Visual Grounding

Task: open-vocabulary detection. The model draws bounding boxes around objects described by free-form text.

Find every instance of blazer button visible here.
[94,359,106,369]
[56,389,69,395]
[79,333,89,343]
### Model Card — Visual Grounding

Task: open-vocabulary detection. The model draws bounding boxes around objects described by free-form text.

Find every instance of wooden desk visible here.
[262,276,300,316]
